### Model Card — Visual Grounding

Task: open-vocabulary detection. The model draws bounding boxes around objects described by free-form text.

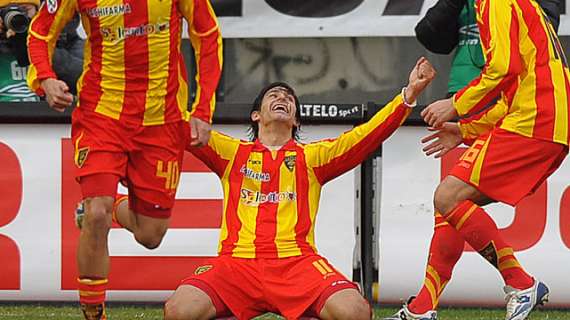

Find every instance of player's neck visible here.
[258,124,292,148]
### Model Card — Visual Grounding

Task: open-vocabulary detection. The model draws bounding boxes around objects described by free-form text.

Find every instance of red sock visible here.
[78,277,108,305]
[409,212,464,314]
[445,200,534,290]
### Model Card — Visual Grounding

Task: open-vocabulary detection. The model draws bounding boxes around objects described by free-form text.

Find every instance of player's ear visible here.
[251,110,261,122]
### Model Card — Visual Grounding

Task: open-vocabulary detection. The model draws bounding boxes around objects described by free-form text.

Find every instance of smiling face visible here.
[251,85,299,131]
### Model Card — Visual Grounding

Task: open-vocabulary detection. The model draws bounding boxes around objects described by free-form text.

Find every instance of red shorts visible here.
[71,109,190,218]
[180,254,359,319]
[450,128,568,206]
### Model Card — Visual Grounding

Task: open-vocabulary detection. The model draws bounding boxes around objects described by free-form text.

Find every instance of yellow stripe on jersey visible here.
[143,0,172,125]
[305,166,320,252]
[232,152,263,258]
[275,151,301,258]
[176,45,189,121]
[94,0,125,120]
[75,15,91,97]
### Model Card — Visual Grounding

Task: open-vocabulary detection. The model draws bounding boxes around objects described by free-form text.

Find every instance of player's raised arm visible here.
[306,57,436,184]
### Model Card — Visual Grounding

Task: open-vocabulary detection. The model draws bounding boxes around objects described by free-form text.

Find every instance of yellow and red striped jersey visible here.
[27,0,222,126]
[454,0,570,145]
[191,94,411,258]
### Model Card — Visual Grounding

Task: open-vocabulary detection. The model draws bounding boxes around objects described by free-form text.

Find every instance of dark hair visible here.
[249,82,301,141]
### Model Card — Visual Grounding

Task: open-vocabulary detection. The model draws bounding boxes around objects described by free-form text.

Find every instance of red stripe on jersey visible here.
[27,2,59,81]
[294,146,315,255]
[219,144,251,254]
[253,151,281,257]
[519,0,556,139]
[121,0,150,124]
[79,0,104,111]
[164,1,183,123]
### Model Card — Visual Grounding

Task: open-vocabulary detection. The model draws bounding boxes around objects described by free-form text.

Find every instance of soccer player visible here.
[26,0,222,319]
[386,1,569,320]
[162,57,436,320]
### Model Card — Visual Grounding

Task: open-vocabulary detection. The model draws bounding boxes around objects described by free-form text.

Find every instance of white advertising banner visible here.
[1,124,569,307]
[213,0,570,38]
[379,127,570,308]
[0,124,355,301]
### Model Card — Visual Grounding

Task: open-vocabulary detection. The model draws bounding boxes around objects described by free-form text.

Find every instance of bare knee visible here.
[433,181,458,215]
[321,289,371,320]
[83,198,114,233]
[434,176,482,215]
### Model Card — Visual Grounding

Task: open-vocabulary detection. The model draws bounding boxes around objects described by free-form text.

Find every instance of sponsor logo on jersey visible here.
[101,22,170,43]
[240,188,296,206]
[86,4,132,18]
[240,165,270,182]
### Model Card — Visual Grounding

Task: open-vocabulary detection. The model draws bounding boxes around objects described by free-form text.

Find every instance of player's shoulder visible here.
[210,130,251,146]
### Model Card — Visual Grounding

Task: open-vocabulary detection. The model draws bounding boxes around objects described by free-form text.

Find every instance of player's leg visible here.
[405,215,464,316]
[435,129,566,319]
[122,120,189,249]
[72,111,129,320]
[77,192,116,320]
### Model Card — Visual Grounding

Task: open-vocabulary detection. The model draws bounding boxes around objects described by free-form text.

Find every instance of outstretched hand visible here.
[405,57,437,103]
[421,122,463,158]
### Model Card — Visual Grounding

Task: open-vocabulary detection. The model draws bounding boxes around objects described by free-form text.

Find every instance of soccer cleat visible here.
[383,298,437,320]
[504,280,549,320]
[75,201,85,229]
[80,303,107,320]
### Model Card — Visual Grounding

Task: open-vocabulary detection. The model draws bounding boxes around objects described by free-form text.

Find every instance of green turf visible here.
[0,303,568,319]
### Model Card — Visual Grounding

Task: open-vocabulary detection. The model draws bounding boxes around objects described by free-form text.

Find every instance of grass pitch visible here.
[0,303,568,319]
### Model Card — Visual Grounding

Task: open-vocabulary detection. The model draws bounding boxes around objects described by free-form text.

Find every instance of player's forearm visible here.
[27,35,58,95]
[189,29,222,123]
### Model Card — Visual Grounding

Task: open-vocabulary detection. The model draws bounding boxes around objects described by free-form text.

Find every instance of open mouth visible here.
[272,103,289,114]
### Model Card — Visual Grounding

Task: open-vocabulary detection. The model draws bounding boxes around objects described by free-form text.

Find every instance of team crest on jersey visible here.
[194,265,213,275]
[284,155,296,171]
[75,147,89,168]
[46,0,58,14]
